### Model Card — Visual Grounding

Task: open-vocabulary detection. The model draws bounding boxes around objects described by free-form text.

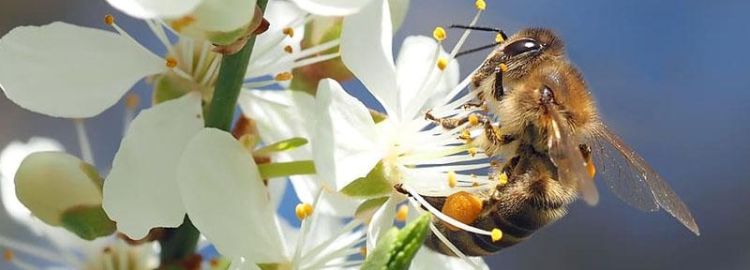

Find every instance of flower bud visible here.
[169,0,262,47]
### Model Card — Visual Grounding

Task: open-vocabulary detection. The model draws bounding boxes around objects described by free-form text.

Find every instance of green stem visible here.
[159,1,270,268]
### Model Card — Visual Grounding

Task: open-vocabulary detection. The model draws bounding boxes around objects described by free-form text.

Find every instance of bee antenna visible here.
[455,41,502,58]
[449,24,508,40]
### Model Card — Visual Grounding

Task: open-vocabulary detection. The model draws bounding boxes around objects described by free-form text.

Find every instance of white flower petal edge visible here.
[388,0,410,30]
[0,137,63,224]
[410,247,489,270]
[313,79,383,191]
[341,0,400,118]
[176,128,287,264]
[366,197,397,251]
[0,22,165,118]
[291,0,374,16]
[106,0,202,19]
[103,92,204,239]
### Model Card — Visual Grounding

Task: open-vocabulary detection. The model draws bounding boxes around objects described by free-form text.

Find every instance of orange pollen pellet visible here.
[275,72,293,81]
[447,171,457,188]
[395,204,409,222]
[499,63,509,72]
[295,203,314,220]
[282,27,295,37]
[104,14,114,25]
[283,45,293,54]
[170,16,196,32]
[166,57,178,68]
[3,249,13,261]
[441,191,483,231]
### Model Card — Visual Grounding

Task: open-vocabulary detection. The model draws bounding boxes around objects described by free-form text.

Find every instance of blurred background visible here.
[1,0,748,269]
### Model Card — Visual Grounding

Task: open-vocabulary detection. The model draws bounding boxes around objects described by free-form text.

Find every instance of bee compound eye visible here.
[503,38,543,57]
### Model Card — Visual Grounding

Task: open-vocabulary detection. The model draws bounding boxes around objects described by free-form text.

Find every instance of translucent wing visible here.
[547,106,599,205]
[590,124,699,235]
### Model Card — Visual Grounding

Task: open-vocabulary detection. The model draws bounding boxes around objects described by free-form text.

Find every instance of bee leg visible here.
[483,121,516,147]
[462,101,486,110]
[425,110,489,130]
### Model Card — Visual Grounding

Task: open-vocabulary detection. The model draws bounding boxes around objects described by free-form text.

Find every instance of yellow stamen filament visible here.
[3,249,13,261]
[495,33,506,43]
[295,203,314,220]
[437,57,449,70]
[468,147,478,157]
[491,228,503,242]
[166,57,178,68]
[170,16,196,32]
[433,27,447,41]
[498,172,509,185]
[395,204,409,222]
[275,72,293,81]
[104,14,114,25]
[441,191,483,231]
[499,63,509,72]
[283,27,295,37]
[125,93,140,109]
[468,114,479,126]
[284,45,293,54]
[475,0,487,11]
[447,171,457,188]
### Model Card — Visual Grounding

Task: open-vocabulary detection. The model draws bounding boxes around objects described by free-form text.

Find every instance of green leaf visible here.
[253,137,308,156]
[362,213,432,270]
[257,160,316,179]
[354,197,390,221]
[59,205,116,240]
[341,162,392,198]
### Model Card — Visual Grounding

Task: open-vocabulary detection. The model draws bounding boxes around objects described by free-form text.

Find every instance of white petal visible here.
[366,197,396,251]
[313,79,383,191]
[341,0,401,118]
[191,0,258,32]
[177,128,286,263]
[0,138,63,223]
[106,0,202,19]
[410,247,489,270]
[291,0,374,16]
[388,0,410,30]
[103,92,203,239]
[239,90,360,216]
[396,36,459,119]
[0,22,165,118]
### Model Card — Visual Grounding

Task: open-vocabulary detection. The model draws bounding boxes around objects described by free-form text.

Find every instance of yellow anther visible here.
[282,27,295,37]
[295,203,314,220]
[475,0,487,11]
[491,228,503,242]
[447,171,457,188]
[472,181,479,187]
[170,16,196,32]
[499,63,509,72]
[284,45,293,54]
[433,27,447,41]
[468,114,480,126]
[468,147,478,157]
[498,172,509,185]
[437,57,449,71]
[166,57,178,68]
[495,33,505,43]
[104,14,114,25]
[459,129,471,141]
[210,259,221,267]
[359,247,368,257]
[3,249,13,261]
[125,93,140,109]
[395,204,409,222]
[275,72,293,81]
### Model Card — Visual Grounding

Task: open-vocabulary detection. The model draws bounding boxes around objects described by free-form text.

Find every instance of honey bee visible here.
[409,26,699,257]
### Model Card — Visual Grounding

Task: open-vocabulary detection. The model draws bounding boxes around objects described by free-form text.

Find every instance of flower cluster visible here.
[0,0,498,269]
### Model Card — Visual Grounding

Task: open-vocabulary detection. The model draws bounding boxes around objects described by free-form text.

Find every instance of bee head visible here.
[499,28,565,79]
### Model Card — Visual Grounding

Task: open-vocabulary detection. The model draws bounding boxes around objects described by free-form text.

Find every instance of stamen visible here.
[475,0,487,11]
[274,72,293,81]
[395,204,409,222]
[170,16,196,32]
[468,114,479,126]
[491,228,503,242]
[104,14,114,25]
[467,147,478,157]
[3,249,13,261]
[436,57,449,71]
[359,247,367,257]
[495,33,506,43]
[74,119,95,165]
[282,27,295,37]
[447,171,457,188]
[124,93,139,133]
[459,130,472,141]
[498,172,509,185]
[295,203,314,220]
[499,63,508,72]
[166,57,178,68]
[433,27,447,42]
[284,45,293,54]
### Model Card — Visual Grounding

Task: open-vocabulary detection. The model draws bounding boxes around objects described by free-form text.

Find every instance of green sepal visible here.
[59,205,116,241]
[354,197,390,221]
[254,137,308,156]
[257,160,316,179]
[152,74,192,105]
[340,162,391,198]
[362,213,431,270]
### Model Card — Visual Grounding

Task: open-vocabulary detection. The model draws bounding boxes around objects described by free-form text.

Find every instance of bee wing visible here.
[547,106,599,205]
[589,124,699,235]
